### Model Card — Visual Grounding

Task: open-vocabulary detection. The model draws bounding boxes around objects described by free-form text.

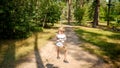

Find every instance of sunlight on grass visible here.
[80,26,114,36]
[15,28,57,60]
[81,42,105,55]
[74,26,120,62]
[76,26,120,44]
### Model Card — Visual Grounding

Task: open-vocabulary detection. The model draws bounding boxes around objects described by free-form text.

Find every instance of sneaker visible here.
[57,56,60,59]
[63,60,69,63]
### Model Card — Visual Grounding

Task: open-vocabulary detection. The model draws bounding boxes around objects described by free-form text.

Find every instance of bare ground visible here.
[16,25,108,68]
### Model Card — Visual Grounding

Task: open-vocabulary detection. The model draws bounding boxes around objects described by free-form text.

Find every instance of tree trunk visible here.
[43,15,46,27]
[107,0,111,26]
[76,0,78,8]
[80,0,84,7]
[92,0,100,28]
[76,0,84,8]
[68,0,71,25]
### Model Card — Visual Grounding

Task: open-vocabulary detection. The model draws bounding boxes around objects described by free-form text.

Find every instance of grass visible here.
[0,26,58,68]
[74,26,120,65]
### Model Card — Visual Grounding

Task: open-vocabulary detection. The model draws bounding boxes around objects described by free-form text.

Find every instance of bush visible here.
[74,8,85,25]
[31,26,43,32]
[39,2,62,27]
[0,0,44,39]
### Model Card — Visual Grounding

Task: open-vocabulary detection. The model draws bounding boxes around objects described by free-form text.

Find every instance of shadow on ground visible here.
[0,41,16,68]
[34,33,45,68]
[0,33,45,68]
[46,63,59,68]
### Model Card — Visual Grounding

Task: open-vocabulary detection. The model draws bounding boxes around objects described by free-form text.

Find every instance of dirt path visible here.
[16,25,106,68]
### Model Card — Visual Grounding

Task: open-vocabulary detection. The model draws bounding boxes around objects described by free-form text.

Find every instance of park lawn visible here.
[74,26,120,65]
[0,26,58,68]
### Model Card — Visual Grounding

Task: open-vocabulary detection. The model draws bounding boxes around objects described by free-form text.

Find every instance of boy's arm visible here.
[56,34,59,42]
[64,34,67,41]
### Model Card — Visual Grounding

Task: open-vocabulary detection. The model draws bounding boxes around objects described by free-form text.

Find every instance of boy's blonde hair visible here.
[58,27,65,32]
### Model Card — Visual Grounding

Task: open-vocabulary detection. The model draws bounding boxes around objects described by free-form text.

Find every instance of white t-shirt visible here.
[56,33,66,46]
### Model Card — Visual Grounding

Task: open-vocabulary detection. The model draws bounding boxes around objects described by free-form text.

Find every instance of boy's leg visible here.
[63,46,68,63]
[57,46,60,59]
[64,48,67,60]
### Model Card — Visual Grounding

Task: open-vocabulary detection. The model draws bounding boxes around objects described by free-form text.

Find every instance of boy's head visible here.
[58,27,65,33]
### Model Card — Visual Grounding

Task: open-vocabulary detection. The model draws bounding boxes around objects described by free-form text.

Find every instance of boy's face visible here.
[58,30,64,34]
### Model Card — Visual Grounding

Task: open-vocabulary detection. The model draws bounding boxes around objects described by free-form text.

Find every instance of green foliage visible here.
[39,1,62,27]
[88,1,95,20]
[45,3,62,24]
[114,2,120,15]
[0,0,43,39]
[30,26,43,32]
[74,8,85,24]
[0,0,63,39]
[103,2,120,29]
[116,15,120,23]
[99,6,106,21]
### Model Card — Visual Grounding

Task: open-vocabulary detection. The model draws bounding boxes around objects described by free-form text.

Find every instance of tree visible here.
[0,0,43,39]
[74,8,84,25]
[92,0,100,28]
[0,0,63,39]
[68,0,72,25]
[39,0,62,27]
[106,0,112,26]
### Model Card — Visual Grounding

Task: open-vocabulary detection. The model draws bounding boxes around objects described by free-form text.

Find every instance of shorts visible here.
[56,42,63,47]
